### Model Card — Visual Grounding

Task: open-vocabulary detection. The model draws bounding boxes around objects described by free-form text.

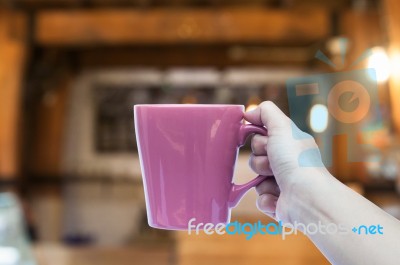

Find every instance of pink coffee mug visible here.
[134,104,268,230]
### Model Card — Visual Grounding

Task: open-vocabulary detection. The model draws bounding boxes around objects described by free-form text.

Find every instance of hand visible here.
[246,101,400,265]
[245,101,332,224]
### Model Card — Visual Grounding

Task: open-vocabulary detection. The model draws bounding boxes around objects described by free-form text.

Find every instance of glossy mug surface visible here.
[134,104,267,230]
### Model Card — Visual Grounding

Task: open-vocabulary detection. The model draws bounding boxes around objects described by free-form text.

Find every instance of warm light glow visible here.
[245,104,258,112]
[310,104,328,133]
[367,47,391,83]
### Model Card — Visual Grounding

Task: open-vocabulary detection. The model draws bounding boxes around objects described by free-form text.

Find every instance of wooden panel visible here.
[35,8,330,46]
[384,0,400,134]
[0,10,27,179]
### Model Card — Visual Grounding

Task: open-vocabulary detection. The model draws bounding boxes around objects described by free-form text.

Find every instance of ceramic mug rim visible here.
[134,104,245,110]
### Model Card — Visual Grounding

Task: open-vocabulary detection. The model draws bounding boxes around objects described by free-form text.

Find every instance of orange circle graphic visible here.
[327,80,370,124]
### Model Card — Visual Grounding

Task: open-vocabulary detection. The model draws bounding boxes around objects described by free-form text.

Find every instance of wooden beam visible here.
[35,8,330,46]
[383,0,400,134]
[29,76,70,176]
[0,9,27,179]
[19,0,351,9]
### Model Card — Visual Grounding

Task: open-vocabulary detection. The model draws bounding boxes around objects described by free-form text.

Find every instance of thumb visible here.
[244,101,291,133]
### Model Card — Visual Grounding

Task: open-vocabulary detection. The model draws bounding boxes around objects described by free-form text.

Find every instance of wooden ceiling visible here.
[14,0,354,9]
[1,0,382,67]
[5,0,380,49]
[35,8,330,46]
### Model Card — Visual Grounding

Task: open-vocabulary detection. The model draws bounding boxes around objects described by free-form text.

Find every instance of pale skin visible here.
[245,101,400,265]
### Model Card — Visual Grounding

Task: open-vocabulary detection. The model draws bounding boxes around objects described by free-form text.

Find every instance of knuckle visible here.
[251,143,257,154]
[251,137,258,152]
[248,154,256,168]
[249,155,262,172]
[251,135,262,151]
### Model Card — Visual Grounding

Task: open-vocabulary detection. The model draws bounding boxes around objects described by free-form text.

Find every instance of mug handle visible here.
[228,124,269,208]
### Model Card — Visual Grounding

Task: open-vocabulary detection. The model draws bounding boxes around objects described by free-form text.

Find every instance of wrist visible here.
[285,167,336,225]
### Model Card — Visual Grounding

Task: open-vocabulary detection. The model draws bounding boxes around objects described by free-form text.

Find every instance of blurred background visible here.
[1,0,400,264]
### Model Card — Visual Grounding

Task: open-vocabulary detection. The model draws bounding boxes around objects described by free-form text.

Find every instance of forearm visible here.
[290,169,400,265]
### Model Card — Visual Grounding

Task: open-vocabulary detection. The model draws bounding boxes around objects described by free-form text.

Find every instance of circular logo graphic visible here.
[327,80,370,124]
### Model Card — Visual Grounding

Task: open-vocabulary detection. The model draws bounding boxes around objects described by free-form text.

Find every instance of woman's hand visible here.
[245,101,332,224]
